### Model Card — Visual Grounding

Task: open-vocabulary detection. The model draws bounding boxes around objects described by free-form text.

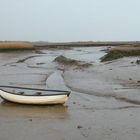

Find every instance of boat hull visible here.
[0,90,69,105]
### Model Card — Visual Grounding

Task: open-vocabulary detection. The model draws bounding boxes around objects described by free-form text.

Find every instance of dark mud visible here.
[54,55,92,69]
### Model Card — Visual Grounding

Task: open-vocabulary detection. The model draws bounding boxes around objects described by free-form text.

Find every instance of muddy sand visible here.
[0,47,140,140]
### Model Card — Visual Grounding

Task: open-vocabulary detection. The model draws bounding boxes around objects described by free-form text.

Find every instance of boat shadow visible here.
[0,100,69,119]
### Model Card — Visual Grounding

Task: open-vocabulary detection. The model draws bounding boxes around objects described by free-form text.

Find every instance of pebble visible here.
[77,125,83,129]
[29,119,32,122]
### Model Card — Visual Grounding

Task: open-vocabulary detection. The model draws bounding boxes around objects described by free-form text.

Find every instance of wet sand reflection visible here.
[0,100,69,119]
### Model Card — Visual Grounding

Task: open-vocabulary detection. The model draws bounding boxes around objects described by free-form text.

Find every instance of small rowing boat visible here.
[0,86,70,105]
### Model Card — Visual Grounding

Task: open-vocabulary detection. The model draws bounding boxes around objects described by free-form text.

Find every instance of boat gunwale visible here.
[0,85,70,97]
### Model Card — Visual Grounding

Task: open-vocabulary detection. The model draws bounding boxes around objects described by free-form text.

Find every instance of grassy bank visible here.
[0,42,34,51]
[101,45,140,62]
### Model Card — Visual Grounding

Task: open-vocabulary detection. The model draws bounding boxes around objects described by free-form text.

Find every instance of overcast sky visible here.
[0,0,140,42]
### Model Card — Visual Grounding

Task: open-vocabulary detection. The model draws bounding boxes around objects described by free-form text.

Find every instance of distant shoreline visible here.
[33,41,140,47]
[0,41,140,51]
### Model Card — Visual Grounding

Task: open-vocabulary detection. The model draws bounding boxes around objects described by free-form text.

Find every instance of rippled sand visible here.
[0,47,140,140]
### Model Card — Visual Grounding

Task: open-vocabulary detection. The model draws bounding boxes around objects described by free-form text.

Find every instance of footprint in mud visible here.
[36,63,46,65]
[77,125,91,138]
[10,64,17,67]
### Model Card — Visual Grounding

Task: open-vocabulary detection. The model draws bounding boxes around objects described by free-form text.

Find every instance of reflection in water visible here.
[0,100,69,119]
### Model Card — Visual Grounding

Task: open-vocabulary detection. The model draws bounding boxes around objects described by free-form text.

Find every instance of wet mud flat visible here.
[0,46,140,140]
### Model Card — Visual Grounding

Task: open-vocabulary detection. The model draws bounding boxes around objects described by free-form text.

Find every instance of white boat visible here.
[0,86,70,105]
